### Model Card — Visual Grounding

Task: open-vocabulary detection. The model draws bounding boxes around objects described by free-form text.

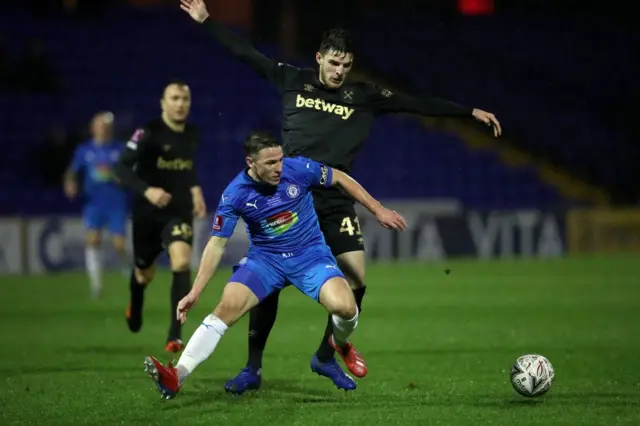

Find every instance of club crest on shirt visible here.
[286,184,300,198]
[212,215,223,231]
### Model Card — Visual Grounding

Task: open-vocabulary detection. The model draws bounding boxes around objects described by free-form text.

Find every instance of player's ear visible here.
[315,52,323,65]
[245,156,253,169]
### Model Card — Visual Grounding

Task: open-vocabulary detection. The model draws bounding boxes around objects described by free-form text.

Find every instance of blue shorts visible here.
[229,244,345,302]
[83,205,127,236]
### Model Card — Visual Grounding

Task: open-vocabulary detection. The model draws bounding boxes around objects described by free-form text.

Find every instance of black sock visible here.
[168,270,191,342]
[316,286,366,362]
[247,290,280,369]
[126,270,147,332]
[353,286,366,312]
[129,270,146,308]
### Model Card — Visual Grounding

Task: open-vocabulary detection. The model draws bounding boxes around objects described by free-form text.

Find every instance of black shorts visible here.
[314,196,365,257]
[132,214,194,269]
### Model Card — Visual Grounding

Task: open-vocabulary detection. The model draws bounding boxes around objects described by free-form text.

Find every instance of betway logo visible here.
[296,94,354,120]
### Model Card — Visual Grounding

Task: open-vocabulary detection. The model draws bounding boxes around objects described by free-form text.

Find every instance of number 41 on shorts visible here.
[339,216,361,236]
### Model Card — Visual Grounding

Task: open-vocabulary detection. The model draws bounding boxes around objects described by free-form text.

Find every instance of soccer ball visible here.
[510,354,555,397]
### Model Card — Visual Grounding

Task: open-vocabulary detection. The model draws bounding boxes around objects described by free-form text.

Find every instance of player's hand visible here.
[374,207,408,231]
[177,292,199,324]
[472,108,502,137]
[64,181,77,199]
[144,187,172,208]
[180,0,209,23]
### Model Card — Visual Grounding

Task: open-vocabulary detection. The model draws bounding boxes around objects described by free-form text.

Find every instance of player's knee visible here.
[135,267,155,285]
[319,277,357,316]
[168,242,191,272]
[112,236,126,253]
[169,251,191,271]
[86,232,101,247]
[170,257,190,272]
[213,299,242,327]
[331,300,358,320]
[214,282,259,326]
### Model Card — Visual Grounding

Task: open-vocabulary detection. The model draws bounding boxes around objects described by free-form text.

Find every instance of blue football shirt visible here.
[211,156,333,253]
[70,140,127,209]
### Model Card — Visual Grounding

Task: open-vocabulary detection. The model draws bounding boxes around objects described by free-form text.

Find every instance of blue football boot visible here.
[224,365,262,395]
[310,355,357,391]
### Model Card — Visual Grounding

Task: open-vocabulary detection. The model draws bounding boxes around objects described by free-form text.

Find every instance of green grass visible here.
[1,255,639,425]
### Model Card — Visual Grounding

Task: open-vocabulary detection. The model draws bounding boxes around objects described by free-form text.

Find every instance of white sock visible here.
[176,314,228,384]
[331,308,359,347]
[85,247,102,297]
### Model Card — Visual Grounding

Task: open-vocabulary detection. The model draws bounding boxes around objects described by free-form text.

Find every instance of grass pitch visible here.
[1,255,639,425]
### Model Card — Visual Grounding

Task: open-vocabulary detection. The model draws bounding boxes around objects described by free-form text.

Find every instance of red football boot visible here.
[165,340,184,353]
[329,336,368,378]
[143,356,181,399]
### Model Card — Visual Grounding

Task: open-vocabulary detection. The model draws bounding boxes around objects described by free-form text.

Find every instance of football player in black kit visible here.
[114,80,207,354]
[180,0,502,392]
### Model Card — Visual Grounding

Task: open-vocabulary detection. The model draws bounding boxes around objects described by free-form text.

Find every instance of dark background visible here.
[1,0,636,214]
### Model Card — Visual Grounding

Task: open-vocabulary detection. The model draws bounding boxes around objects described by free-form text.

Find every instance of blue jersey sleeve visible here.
[70,145,86,174]
[290,157,333,189]
[211,194,240,238]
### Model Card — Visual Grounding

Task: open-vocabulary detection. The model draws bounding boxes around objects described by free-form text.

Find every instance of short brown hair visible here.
[244,131,281,158]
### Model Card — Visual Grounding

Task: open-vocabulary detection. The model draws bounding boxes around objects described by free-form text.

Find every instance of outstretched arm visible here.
[366,85,502,137]
[300,158,407,231]
[180,0,294,88]
[330,169,408,231]
[177,236,228,323]
[191,236,228,298]
[176,193,240,323]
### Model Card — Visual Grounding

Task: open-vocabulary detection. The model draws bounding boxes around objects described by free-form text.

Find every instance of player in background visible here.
[64,111,127,299]
[143,131,407,399]
[113,80,207,353]
[181,0,502,392]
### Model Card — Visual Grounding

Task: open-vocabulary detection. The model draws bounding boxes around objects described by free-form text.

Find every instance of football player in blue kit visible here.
[64,111,127,298]
[143,131,407,399]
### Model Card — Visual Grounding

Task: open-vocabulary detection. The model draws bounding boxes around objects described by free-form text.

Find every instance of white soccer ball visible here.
[510,354,555,397]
